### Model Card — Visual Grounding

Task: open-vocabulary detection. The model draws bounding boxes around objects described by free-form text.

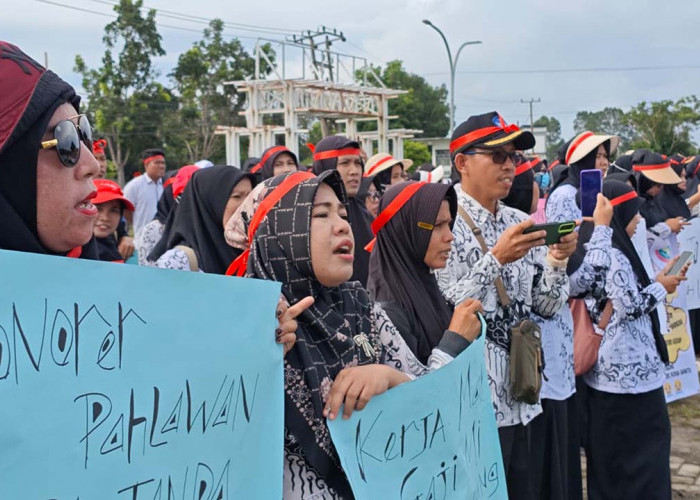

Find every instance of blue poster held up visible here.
[0,250,283,499]
[328,321,507,500]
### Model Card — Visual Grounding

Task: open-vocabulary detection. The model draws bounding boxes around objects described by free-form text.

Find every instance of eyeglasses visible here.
[40,114,93,167]
[463,149,520,165]
[367,191,381,201]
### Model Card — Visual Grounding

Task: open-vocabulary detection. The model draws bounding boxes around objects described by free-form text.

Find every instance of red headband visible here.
[633,162,671,172]
[610,191,638,207]
[364,182,427,252]
[364,155,396,177]
[548,159,560,171]
[565,131,594,165]
[449,122,520,155]
[92,139,107,156]
[250,146,291,174]
[313,148,361,161]
[694,162,700,178]
[143,154,164,165]
[225,171,314,276]
[515,159,534,176]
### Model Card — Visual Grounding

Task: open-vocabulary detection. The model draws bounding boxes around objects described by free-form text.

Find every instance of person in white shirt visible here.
[123,148,165,238]
[435,111,578,500]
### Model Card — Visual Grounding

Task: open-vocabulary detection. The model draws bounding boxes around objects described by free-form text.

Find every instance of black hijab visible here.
[248,170,382,497]
[656,158,690,220]
[605,180,668,363]
[0,41,98,259]
[259,146,299,180]
[502,164,535,214]
[684,156,700,200]
[367,181,457,363]
[634,151,670,227]
[608,154,633,176]
[95,235,123,262]
[313,135,373,286]
[150,166,256,274]
[154,184,175,224]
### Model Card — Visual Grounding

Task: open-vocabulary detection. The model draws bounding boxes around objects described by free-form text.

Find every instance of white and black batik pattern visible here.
[134,218,164,267]
[543,190,612,400]
[545,184,580,224]
[584,247,668,394]
[436,189,569,427]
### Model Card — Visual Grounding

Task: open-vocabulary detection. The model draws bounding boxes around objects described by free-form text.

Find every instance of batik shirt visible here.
[134,219,164,267]
[436,189,570,427]
[283,303,467,499]
[533,225,612,400]
[584,244,668,394]
[542,185,610,400]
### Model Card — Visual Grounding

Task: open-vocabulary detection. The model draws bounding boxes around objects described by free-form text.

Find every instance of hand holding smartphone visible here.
[523,221,577,245]
[668,251,694,276]
[580,169,603,218]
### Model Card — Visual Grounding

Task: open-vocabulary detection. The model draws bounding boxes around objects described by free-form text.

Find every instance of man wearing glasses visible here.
[435,112,578,499]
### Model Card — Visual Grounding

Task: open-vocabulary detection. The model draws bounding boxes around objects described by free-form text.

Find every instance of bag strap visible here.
[175,245,199,272]
[597,300,613,330]
[457,206,511,307]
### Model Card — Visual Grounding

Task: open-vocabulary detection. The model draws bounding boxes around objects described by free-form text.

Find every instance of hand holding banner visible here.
[328,325,507,500]
[0,250,283,499]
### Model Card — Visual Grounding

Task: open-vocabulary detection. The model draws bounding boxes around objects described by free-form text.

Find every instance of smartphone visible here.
[580,169,603,218]
[668,251,694,276]
[523,221,577,245]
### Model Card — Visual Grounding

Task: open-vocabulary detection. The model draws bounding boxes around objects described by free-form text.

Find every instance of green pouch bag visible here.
[509,319,543,405]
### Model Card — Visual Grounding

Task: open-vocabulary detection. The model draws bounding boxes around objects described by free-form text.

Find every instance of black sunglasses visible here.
[463,149,519,165]
[40,114,93,167]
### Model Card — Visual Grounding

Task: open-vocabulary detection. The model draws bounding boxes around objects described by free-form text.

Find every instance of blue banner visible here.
[328,324,507,499]
[0,250,282,499]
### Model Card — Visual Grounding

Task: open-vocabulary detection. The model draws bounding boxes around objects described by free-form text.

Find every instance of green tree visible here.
[534,116,564,161]
[402,140,432,168]
[364,60,450,138]
[75,0,168,185]
[169,19,275,163]
[624,97,700,155]
[573,107,638,150]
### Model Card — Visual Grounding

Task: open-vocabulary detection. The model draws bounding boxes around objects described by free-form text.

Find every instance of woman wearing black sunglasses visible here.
[0,41,100,257]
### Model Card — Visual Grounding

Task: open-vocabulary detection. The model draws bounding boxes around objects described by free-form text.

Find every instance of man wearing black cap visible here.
[435,112,577,499]
[123,148,166,238]
[312,135,373,286]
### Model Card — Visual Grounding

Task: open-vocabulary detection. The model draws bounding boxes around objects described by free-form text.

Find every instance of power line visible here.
[423,65,700,76]
[34,0,283,40]
[84,0,299,36]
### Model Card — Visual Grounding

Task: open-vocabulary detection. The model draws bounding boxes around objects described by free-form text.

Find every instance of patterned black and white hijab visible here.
[248,169,381,497]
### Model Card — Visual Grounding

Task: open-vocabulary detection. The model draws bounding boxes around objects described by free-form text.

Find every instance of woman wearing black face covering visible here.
[366,181,483,364]
[584,180,685,500]
[150,166,256,273]
[312,135,374,286]
[0,41,101,259]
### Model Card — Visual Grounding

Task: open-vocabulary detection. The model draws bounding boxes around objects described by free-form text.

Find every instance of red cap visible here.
[93,179,134,211]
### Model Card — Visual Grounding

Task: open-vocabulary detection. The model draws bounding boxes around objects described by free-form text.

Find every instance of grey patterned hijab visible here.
[248,170,382,497]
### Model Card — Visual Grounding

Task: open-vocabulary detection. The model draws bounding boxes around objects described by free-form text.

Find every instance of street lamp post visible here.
[422,20,481,136]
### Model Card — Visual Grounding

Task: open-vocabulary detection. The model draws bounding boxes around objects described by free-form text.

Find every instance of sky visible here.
[4,0,700,142]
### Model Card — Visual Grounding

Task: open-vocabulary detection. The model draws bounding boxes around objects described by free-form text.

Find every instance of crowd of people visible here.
[2,40,698,500]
